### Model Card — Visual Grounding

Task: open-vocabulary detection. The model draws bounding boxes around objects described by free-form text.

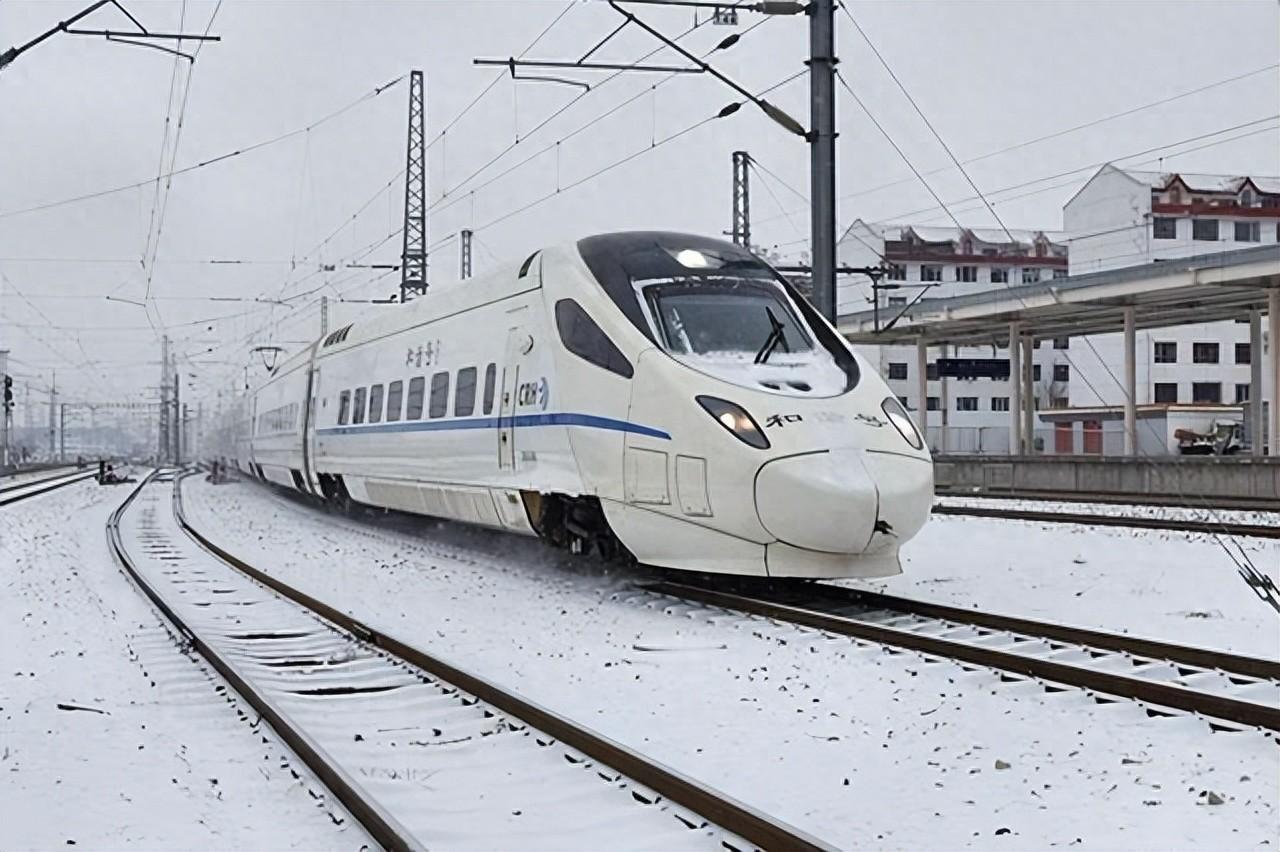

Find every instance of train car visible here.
[234,231,932,578]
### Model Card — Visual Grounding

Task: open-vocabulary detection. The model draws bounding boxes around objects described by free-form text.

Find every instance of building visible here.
[838,222,1071,452]
[1064,166,1280,415]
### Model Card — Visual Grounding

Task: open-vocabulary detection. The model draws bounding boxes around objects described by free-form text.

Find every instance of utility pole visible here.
[399,69,428,302]
[320,295,330,336]
[59,403,65,462]
[47,373,56,459]
[159,336,170,463]
[0,349,10,469]
[172,372,181,466]
[809,0,838,323]
[460,229,473,280]
[731,151,751,248]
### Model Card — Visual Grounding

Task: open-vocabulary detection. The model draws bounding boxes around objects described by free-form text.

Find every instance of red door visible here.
[1082,420,1102,454]
[1054,423,1073,454]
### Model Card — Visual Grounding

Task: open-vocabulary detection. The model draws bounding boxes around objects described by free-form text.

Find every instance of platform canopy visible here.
[838,244,1280,345]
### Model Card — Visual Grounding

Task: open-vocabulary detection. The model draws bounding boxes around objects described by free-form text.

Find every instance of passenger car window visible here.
[455,367,477,417]
[352,387,366,424]
[482,363,497,414]
[555,299,633,379]
[406,377,425,419]
[368,384,384,423]
[429,372,450,419]
[386,380,403,422]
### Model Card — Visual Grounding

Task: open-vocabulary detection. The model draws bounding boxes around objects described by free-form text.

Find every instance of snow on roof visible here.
[1118,168,1280,195]
[878,224,1065,247]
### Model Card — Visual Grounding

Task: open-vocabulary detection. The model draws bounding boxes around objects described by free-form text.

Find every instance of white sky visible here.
[1,0,1276,409]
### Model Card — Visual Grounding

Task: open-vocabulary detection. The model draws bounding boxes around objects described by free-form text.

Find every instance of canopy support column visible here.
[1123,306,1136,456]
[1270,290,1280,456]
[1008,322,1021,455]
[1251,310,1264,457]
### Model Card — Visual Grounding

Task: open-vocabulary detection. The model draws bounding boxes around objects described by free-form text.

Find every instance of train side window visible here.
[406,377,425,419]
[386,381,403,422]
[429,372,450,418]
[338,391,351,425]
[455,367,477,417]
[482,363,497,414]
[352,387,366,424]
[554,299,634,378]
[368,384,384,423]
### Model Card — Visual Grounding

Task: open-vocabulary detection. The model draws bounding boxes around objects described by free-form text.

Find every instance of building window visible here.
[957,266,977,283]
[482,364,497,415]
[1153,382,1178,403]
[352,388,367,424]
[1050,396,1069,408]
[1153,341,1177,363]
[385,381,403,422]
[886,263,906,281]
[887,296,907,307]
[1053,364,1069,382]
[455,367,478,417]
[991,397,1009,411]
[406,377,426,420]
[925,363,939,380]
[1192,219,1218,241]
[887,362,908,380]
[1191,381,1221,403]
[926,396,940,411]
[1235,383,1251,403]
[1235,221,1260,242]
[920,265,942,282]
[1052,269,1067,279]
[1021,268,1040,284]
[1241,189,1256,207]
[956,397,978,411]
[1153,217,1177,239]
[1053,337,1069,349]
[897,395,909,408]
[367,384,384,424]
[1192,342,1219,364]
[429,372,450,418]
[1032,364,1041,382]
[990,268,1008,284]
[1236,342,1251,364]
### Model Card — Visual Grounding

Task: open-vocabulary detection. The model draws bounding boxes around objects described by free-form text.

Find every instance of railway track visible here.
[0,467,99,506]
[936,487,1280,514]
[931,500,1280,539]
[647,578,1280,733]
[108,470,830,852]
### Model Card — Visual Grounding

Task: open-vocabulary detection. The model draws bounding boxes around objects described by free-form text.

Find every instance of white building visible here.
[838,223,1071,453]
[1064,166,1280,415]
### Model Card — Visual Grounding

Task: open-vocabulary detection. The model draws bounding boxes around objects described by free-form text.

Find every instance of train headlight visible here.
[882,396,923,450]
[696,396,770,449]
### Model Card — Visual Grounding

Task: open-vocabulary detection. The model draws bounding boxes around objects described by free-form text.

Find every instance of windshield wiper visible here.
[753,306,790,364]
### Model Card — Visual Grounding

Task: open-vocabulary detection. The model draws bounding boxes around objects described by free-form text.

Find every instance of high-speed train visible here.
[213,231,932,578]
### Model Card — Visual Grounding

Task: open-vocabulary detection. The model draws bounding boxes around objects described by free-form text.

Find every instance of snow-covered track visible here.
[0,468,98,506]
[108,471,831,852]
[649,579,1280,733]
[930,501,1280,539]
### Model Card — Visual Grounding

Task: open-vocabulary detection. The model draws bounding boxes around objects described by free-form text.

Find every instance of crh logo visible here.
[517,377,550,410]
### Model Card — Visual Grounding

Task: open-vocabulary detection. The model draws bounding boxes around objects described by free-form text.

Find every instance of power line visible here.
[0,73,405,221]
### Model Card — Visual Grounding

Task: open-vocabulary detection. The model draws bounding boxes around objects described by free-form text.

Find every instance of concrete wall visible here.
[1064,164,1151,275]
[934,455,1280,503]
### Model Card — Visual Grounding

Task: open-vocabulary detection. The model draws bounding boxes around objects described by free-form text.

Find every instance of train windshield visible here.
[577,233,860,394]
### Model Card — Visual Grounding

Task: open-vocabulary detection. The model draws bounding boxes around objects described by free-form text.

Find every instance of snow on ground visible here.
[184,477,1279,850]
[0,477,365,850]
[935,494,1280,529]
[856,511,1280,660]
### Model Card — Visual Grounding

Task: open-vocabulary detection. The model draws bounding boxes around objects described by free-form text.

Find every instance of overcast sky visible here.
[1,0,1276,411]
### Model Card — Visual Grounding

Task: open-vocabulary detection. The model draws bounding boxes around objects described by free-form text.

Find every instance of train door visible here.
[301,366,320,494]
[498,327,532,471]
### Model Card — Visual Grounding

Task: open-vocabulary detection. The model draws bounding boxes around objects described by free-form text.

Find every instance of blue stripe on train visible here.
[316,412,671,440]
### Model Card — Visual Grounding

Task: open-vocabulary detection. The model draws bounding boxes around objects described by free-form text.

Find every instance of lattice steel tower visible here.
[731,150,750,248]
[400,69,428,301]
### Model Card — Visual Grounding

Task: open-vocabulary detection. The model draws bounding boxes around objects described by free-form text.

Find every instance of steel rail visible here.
[935,487,1280,514]
[172,474,831,852]
[108,472,420,852]
[648,580,1280,732]
[931,502,1280,539]
[0,470,99,505]
[809,583,1280,681]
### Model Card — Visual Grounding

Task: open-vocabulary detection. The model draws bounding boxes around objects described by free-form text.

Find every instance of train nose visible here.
[754,449,879,553]
[754,449,933,554]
